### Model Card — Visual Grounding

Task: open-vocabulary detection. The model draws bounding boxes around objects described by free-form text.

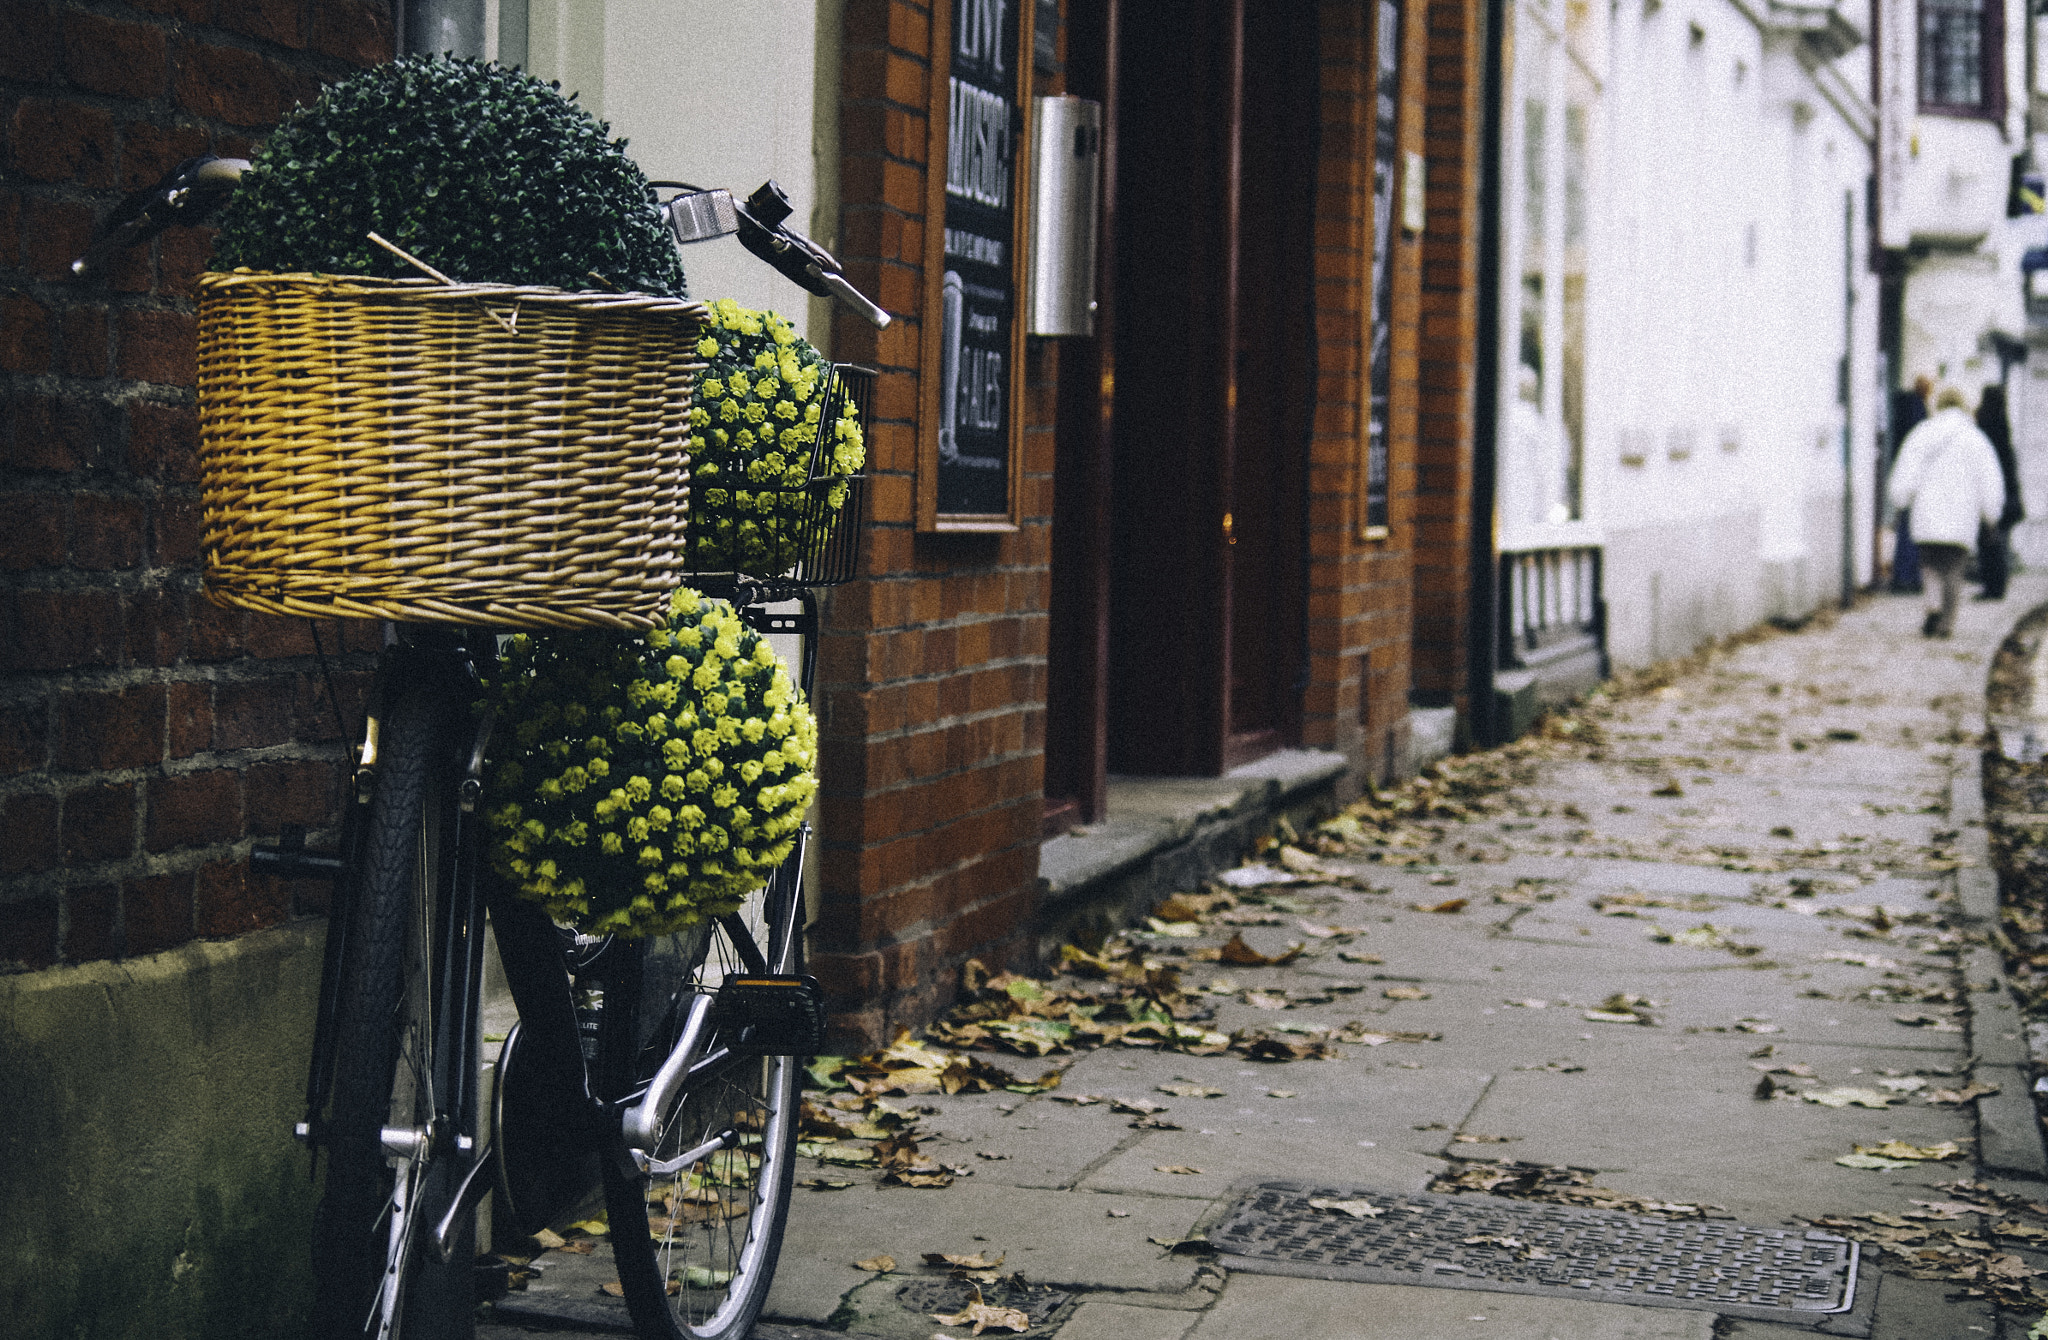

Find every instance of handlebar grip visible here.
[811,266,891,330]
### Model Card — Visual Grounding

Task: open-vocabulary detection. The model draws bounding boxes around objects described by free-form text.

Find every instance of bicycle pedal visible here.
[712,975,826,1055]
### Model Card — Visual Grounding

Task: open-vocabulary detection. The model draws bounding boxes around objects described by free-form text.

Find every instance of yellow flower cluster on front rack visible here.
[482,588,818,936]
[688,298,864,575]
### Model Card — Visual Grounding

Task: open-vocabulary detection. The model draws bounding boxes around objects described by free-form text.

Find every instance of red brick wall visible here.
[1305,0,1421,787]
[1409,0,1485,725]
[0,1,392,971]
[811,0,1050,1050]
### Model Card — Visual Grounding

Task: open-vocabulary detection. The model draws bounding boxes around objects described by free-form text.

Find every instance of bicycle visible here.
[82,155,883,1340]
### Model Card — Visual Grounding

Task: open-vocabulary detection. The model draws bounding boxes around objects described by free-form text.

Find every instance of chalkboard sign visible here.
[922,0,1034,530]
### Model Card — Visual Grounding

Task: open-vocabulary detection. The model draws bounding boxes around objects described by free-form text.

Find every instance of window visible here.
[1499,0,1594,537]
[1919,0,2001,115]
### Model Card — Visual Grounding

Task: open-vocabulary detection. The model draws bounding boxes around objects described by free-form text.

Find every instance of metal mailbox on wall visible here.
[1028,95,1102,338]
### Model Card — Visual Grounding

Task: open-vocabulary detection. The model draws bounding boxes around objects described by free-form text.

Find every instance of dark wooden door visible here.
[1086,0,1315,777]
[1226,0,1317,763]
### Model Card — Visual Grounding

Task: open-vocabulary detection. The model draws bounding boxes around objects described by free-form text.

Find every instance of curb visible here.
[1952,771,2048,1179]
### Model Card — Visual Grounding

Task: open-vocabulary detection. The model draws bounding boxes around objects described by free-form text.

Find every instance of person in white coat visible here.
[1887,385,2007,637]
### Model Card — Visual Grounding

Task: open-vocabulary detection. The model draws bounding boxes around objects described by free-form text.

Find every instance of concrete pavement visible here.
[482,577,2048,1340]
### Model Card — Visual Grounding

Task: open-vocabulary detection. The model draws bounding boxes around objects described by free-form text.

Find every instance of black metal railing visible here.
[1498,544,1603,671]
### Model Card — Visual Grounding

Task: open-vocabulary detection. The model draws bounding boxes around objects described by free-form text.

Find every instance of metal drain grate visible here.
[1208,1181,1866,1333]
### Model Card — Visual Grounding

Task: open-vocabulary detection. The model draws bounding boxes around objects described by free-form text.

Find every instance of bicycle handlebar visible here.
[71,155,247,281]
[659,180,891,330]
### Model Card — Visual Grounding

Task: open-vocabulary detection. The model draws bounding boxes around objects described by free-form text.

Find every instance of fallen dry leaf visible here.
[1802,1087,1896,1110]
[1337,950,1385,964]
[1308,1197,1384,1218]
[1218,931,1305,966]
[1412,898,1468,913]
[1858,1140,1963,1162]
[1111,1097,1168,1115]
[1155,1165,1204,1175]
[855,1254,897,1272]
[1383,985,1431,1000]
[931,1290,1032,1336]
[1157,1082,1225,1098]
[1243,990,1291,1010]
[923,1251,1005,1270]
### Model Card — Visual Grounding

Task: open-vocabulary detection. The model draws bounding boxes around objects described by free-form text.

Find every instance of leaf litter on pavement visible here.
[1808,1180,2048,1312]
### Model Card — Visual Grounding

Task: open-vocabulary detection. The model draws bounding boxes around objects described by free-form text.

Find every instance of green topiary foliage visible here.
[211,54,686,296]
[481,589,819,937]
[689,300,865,574]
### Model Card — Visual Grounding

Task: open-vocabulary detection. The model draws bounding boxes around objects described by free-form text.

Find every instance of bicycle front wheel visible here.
[312,674,477,1340]
[598,890,803,1340]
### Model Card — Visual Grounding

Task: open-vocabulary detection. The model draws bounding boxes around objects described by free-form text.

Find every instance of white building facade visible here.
[1496,0,1886,676]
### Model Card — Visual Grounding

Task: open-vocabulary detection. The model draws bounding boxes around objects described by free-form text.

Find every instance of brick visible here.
[0,698,48,775]
[310,0,395,65]
[59,882,117,961]
[10,391,114,472]
[59,304,108,376]
[128,399,200,482]
[0,191,18,269]
[0,793,60,877]
[146,768,240,851]
[246,758,336,833]
[294,666,370,744]
[0,3,62,82]
[175,41,287,127]
[212,677,293,750]
[8,588,124,671]
[71,493,148,569]
[0,894,59,969]
[61,780,137,863]
[0,293,53,372]
[16,195,92,282]
[56,685,165,771]
[187,596,244,661]
[120,121,212,191]
[125,586,190,667]
[196,856,291,937]
[8,98,116,187]
[0,492,66,570]
[167,680,211,757]
[218,0,305,47]
[115,308,197,386]
[240,613,316,658]
[151,492,202,565]
[63,12,170,99]
[124,870,194,954]
[159,225,215,298]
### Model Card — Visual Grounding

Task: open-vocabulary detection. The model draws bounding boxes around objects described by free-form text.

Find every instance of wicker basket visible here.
[195,269,706,631]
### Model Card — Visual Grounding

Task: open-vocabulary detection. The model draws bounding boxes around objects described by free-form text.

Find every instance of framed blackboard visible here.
[920,0,1035,531]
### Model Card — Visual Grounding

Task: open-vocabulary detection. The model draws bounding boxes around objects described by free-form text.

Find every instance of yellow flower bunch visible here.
[689,298,865,575]
[482,588,819,936]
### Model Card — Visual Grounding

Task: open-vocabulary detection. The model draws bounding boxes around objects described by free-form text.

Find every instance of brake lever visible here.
[72,155,247,282]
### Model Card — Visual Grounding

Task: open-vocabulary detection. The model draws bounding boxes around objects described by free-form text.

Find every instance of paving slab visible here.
[1052,1298,1202,1339]
[765,1182,1209,1322]
[1181,1272,1716,1339]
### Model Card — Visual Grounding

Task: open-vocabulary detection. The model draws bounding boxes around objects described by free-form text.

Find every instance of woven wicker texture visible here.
[195,270,705,630]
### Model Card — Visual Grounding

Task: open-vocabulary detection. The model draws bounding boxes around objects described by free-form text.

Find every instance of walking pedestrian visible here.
[1974,382,2025,600]
[1887,384,2007,637]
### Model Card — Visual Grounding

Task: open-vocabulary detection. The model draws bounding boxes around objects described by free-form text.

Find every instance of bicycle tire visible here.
[312,675,476,1340]
[598,877,803,1340]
